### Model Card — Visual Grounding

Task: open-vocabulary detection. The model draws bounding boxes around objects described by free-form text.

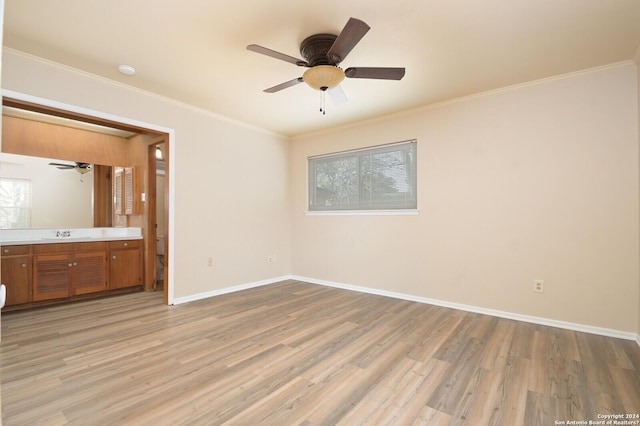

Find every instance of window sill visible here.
[305,209,419,216]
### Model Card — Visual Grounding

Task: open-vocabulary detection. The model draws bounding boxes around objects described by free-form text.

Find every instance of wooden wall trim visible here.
[2,115,132,166]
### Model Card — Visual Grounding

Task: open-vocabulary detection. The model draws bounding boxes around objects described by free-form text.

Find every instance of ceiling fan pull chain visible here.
[320,89,326,115]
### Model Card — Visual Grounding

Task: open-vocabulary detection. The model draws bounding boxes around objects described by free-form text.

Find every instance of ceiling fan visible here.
[48,161,92,174]
[247,17,405,112]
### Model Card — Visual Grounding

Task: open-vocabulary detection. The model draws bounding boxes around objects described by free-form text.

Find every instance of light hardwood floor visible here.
[1,280,639,425]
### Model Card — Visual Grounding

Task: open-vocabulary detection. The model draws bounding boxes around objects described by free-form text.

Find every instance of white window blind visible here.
[309,140,417,211]
[0,178,32,229]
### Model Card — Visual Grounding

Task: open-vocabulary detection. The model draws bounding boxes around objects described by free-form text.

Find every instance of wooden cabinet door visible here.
[33,254,71,301]
[124,167,137,215]
[114,167,124,215]
[73,251,107,295]
[1,255,31,305]
[110,248,142,289]
[113,166,138,216]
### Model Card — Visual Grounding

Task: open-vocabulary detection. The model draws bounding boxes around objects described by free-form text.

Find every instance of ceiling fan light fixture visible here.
[303,65,345,91]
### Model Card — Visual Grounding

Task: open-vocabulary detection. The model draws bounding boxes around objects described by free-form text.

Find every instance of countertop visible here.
[1,236,143,246]
[0,227,143,246]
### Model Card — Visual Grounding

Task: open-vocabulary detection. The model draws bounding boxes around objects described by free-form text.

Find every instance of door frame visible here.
[147,138,169,302]
[1,89,176,304]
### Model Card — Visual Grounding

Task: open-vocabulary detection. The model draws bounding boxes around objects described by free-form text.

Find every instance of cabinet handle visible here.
[73,262,78,266]
[21,263,26,268]
[68,263,73,267]
[123,242,128,247]
[3,249,9,254]
[112,255,117,260]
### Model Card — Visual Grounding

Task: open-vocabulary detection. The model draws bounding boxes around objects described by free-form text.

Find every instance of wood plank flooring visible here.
[1,280,639,425]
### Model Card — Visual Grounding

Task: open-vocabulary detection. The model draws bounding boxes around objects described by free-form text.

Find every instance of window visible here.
[308,140,417,212]
[0,178,32,229]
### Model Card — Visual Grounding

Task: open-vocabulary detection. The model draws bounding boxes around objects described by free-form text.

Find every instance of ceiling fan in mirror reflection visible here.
[48,161,92,174]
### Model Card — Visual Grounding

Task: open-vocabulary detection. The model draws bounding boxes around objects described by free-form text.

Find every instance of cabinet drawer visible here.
[33,241,108,254]
[109,239,141,250]
[1,245,31,256]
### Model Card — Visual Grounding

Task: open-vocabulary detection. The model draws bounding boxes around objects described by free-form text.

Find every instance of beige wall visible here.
[636,52,640,337]
[291,63,639,333]
[1,49,292,299]
[2,48,639,335]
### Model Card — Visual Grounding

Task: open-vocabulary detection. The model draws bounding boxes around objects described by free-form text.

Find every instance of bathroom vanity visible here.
[0,228,143,308]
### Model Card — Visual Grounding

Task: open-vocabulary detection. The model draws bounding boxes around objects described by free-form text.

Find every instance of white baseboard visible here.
[171,275,292,305]
[291,275,639,344]
[171,274,640,346]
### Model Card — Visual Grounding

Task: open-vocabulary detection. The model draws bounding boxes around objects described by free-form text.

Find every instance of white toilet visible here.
[0,284,6,309]
[0,284,6,341]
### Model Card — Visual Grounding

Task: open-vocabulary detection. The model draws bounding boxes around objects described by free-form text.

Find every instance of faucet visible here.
[56,230,71,237]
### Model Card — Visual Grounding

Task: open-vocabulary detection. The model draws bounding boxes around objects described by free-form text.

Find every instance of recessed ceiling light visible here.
[118,64,136,76]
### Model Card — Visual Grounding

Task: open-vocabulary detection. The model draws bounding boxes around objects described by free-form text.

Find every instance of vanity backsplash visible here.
[0,227,142,245]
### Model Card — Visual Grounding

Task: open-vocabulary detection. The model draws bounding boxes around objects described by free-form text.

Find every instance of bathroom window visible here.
[0,178,31,229]
[308,140,417,212]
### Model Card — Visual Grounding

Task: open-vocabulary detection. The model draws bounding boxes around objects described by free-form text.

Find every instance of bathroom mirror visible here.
[0,152,99,229]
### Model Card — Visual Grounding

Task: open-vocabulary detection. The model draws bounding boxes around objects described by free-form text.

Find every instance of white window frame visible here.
[307,140,418,215]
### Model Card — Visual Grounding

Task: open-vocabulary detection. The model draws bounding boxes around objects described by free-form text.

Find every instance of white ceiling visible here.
[3,0,640,137]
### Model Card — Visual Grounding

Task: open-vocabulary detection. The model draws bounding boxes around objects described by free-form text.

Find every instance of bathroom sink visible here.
[40,237,95,242]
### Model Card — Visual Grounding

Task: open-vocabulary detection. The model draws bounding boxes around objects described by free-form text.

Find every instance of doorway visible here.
[148,140,168,298]
[1,92,174,305]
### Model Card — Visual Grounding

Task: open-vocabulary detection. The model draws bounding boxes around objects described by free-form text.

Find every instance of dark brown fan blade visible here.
[326,17,370,64]
[247,44,309,67]
[49,162,74,169]
[345,67,406,80]
[264,77,304,93]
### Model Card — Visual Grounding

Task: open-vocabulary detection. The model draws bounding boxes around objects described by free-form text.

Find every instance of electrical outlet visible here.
[207,257,213,267]
[534,279,544,293]
[267,255,277,263]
